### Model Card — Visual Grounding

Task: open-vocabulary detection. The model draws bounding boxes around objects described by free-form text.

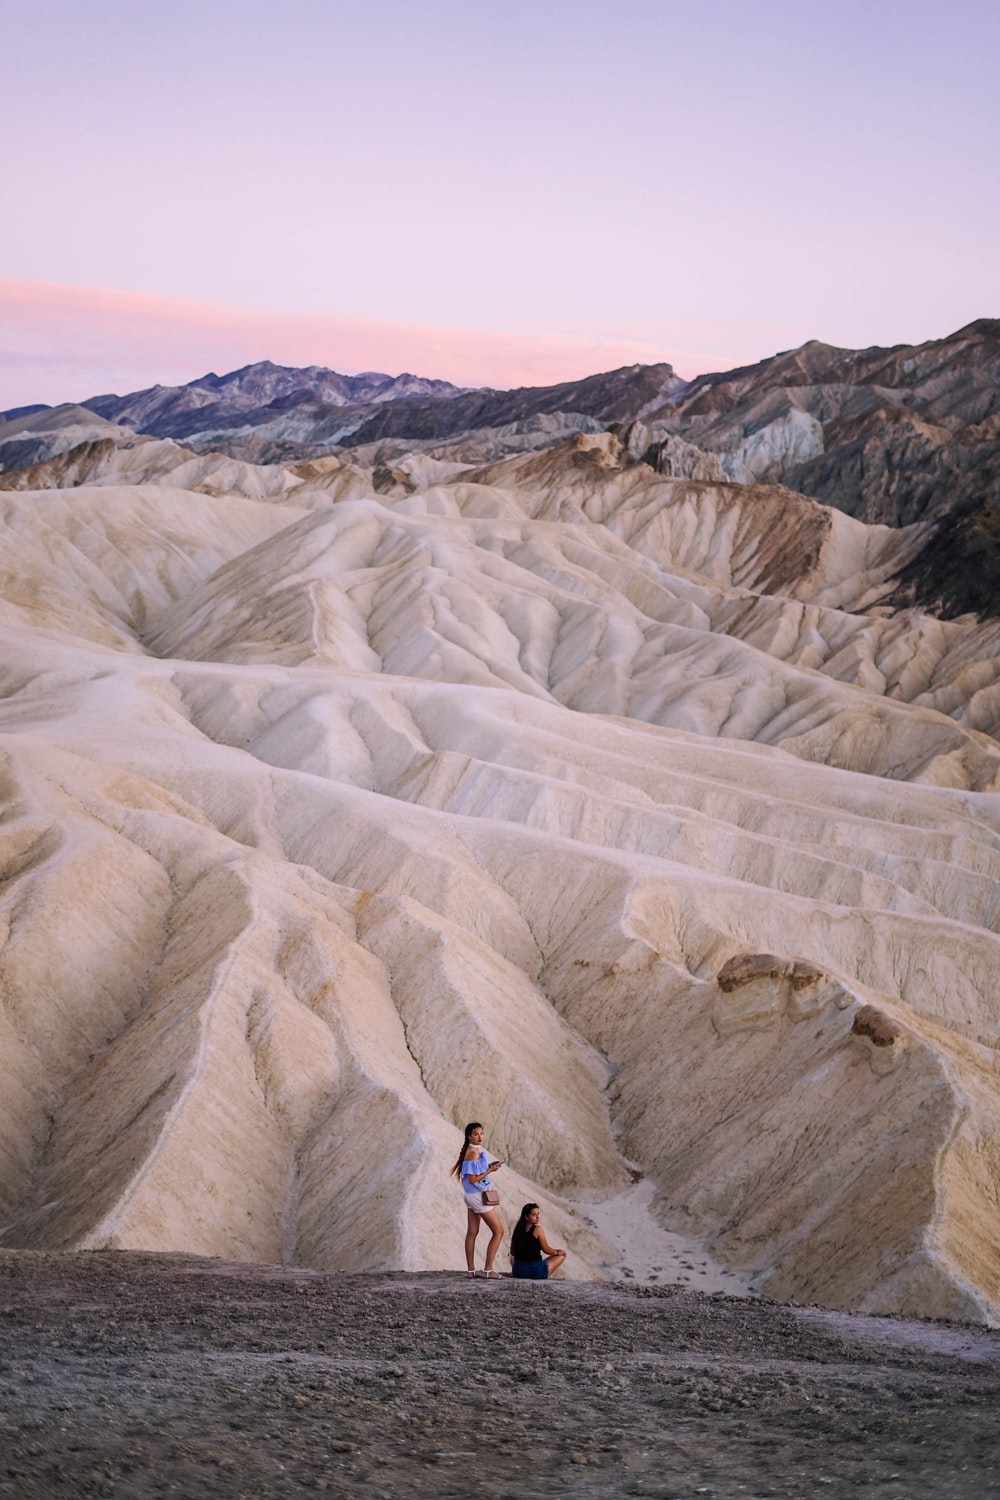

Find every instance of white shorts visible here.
[464,1195,496,1216]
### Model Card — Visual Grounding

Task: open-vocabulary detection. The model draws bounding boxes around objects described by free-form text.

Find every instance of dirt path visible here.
[1,1251,999,1499]
[568,1180,756,1294]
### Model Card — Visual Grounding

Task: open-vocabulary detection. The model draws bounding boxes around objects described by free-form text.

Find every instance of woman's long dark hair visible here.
[513,1203,538,1240]
[450,1122,484,1179]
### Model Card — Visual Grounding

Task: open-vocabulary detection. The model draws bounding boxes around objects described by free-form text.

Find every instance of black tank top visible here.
[512,1222,542,1263]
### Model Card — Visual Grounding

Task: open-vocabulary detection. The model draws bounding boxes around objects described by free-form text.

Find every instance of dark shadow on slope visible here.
[887,500,1000,620]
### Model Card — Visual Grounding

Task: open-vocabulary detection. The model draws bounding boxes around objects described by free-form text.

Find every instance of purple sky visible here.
[2,0,997,406]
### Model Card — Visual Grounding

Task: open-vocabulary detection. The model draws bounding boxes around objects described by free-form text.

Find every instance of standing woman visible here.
[451,1121,505,1279]
[510,1203,566,1280]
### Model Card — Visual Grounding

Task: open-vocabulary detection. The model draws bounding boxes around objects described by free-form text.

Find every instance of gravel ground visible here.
[1,1250,999,1499]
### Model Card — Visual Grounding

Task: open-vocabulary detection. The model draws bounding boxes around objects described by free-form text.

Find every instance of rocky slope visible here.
[5,323,999,624]
[0,404,134,474]
[1,395,1000,1326]
[650,318,1000,528]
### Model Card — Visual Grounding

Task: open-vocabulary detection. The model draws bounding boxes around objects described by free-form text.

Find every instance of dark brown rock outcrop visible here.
[717,954,824,993]
[851,1005,903,1048]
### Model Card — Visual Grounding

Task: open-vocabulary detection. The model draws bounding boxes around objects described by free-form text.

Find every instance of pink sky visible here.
[0,277,788,410]
[3,3,995,412]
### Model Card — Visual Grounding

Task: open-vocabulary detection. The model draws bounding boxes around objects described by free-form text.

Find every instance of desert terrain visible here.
[1,327,1000,1339]
[2,1250,1000,1499]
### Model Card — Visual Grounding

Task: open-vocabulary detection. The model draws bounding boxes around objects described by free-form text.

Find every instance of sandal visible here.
[483,1269,502,1279]
[465,1270,477,1279]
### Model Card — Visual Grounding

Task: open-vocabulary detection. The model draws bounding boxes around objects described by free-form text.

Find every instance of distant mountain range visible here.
[2,319,999,616]
[86,360,687,454]
[84,363,467,430]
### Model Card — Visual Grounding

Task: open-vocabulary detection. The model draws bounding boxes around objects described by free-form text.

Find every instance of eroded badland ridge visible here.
[1,322,1000,1330]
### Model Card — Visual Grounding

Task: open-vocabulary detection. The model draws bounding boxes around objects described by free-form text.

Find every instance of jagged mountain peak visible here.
[78,361,472,436]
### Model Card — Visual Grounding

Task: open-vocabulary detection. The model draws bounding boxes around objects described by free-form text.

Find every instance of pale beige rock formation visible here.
[1,433,999,1324]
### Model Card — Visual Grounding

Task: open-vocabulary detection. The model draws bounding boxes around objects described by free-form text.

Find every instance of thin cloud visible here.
[0,277,760,409]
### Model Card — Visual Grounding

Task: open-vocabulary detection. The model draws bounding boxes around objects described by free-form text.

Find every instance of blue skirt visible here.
[511,1260,549,1280]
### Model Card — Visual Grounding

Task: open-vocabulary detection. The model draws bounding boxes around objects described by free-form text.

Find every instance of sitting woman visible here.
[510,1202,566,1280]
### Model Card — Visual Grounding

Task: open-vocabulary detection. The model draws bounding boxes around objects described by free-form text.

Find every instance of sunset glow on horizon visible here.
[2,0,996,409]
[0,276,808,409]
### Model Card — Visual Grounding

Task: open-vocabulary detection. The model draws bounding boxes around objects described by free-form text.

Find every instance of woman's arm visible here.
[462,1153,503,1185]
[535,1227,565,1257]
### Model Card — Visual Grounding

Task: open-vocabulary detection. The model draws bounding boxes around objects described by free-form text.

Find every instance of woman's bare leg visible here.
[481,1209,504,1271]
[465,1208,481,1271]
[545,1251,567,1276]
